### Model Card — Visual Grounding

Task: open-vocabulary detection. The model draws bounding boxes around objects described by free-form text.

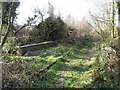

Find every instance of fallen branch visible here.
[36,50,71,74]
[39,60,57,73]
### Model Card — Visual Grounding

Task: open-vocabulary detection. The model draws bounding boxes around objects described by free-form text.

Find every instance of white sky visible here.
[16,0,111,25]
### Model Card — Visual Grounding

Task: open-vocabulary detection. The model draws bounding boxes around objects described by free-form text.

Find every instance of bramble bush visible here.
[91,47,119,88]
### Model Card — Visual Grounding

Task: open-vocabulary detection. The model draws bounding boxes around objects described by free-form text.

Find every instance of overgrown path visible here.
[54,43,95,88]
[2,37,96,88]
[34,40,96,88]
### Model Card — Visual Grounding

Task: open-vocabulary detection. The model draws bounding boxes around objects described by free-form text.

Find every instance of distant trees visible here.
[48,2,54,17]
[64,15,92,38]
[12,2,93,46]
[14,2,68,45]
[32,2,67,41]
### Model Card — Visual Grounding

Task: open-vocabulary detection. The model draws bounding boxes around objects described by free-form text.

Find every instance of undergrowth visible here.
[2,36,119,88]
[87,42,120,88]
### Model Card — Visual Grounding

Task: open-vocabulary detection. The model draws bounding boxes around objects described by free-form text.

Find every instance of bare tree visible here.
[88,1,117,41]
[33,8,46,34]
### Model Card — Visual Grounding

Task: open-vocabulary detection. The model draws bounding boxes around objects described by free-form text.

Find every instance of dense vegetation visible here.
[2,36,94,88]
[2,36,120,88]
[0,0,120,88]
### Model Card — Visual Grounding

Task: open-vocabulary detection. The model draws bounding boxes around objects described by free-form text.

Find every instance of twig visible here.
[36,50,71,74]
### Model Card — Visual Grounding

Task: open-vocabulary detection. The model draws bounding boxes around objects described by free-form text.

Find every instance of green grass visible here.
[2,36,96,88]
[32,42,94,88]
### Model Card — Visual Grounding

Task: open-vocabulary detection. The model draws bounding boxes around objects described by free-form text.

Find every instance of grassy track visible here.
[2,37,96,88]
[33,38,95,88]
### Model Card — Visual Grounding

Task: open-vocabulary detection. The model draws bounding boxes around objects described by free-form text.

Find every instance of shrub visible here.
[91,47,119,88]
[37,16,67,41]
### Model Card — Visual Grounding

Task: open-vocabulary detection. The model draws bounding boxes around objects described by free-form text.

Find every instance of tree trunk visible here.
[0,2,14,50]
[0,2,4,43]
[112,0,115,38]
[117,1,120,47]
[14,24,27,36]
[0,2,4,55]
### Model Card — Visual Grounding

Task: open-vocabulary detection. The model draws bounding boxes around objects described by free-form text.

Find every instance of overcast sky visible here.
[16,0,111,25]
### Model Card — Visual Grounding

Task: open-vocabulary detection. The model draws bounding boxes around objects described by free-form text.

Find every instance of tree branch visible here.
[14,24,27,35]
[36,50,71,74]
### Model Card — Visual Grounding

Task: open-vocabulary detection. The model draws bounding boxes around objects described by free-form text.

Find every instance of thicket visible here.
[87,1,120,88]
[88,42,120,88]
[29,16,68,43]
